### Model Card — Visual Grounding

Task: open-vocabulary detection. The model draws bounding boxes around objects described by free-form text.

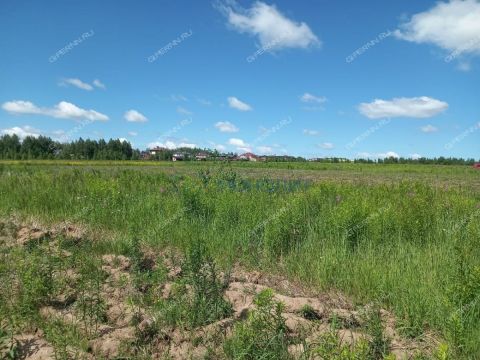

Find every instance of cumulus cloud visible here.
[59,78,93,91]
[421,124,439,133]
[379,151,400,159]
[93,79,106,89]
[228,96,252,111]
[237,146,252,152]
[356,151,400,159]
[218,1,320,50]
[318,142,334,150]
[410,153,422,160]
[228,138,248,147]
[212,143,226,152]
[395,0,480,56]
[2,100,109,121]
[215,121,239,133]
[358,97,448,119]
[147,140,197,149]
[1,125,42,139]
[303,129,319,136]
[228,138,252,152]
[124,109,148,123]
[300,93,327,104]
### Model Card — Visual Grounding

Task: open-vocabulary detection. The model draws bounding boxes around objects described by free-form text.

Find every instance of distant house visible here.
[195,152,208,161]
[474,163,480,169]
[238,152,258,161]
[149,146,166,155]
[172,153,185,161]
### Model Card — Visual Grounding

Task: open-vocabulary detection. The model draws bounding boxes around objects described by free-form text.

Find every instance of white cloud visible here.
[128,131,138,136]
[60,78,93,91]
[208,141,227,152]
[410,153,422,160]
[2,100,109,121]
[303,129,319,136]
[356,151,400,159]
[228,96,252,111]
[318,142,334,150]
[177,106,192,115]
[395,0,480,56]
[237,146,252,153]
[379,151,400,159]
[228,138,252,152]
[228,138,248,147]
[215,121,239,133]
[358,97,448,119]
[300,93,327,104]
[421,124,439,133]
[147,140,197,149]
[93,79,106,89]
[215,144,226,152]
[118,138,129,143]
[124,109,148,123]
[1,125,41,139]
[257,145,273,154]
[218,1,320,50]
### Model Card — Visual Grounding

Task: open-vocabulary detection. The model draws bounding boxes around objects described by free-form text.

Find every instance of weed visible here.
[224,289,291,360]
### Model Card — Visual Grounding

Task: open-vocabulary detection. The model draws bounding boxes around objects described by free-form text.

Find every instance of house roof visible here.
[240,152,257,158]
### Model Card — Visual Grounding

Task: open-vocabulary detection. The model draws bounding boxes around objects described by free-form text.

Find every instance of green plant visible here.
[224,289,291,360]
[154,239,232,330]
[304,330,370,360]
[75,257,107,335]
[363,306,390,359]
[0,326,16,359]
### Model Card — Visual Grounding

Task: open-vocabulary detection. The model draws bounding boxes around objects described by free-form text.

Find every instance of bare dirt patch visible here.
[1,222,439,359]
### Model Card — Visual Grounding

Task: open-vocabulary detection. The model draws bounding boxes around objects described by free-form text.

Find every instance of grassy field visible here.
[0,161,479,359]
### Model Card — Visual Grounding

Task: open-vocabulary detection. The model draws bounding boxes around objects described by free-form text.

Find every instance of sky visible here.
[0,0,479,159]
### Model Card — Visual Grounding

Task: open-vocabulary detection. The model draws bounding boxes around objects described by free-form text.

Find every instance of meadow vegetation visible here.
[0,162,479,359]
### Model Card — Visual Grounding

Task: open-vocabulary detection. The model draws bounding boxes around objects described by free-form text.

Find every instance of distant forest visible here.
[0,134,477,165]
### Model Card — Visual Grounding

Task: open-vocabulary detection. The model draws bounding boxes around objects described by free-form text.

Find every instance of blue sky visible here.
[0,0,479,159]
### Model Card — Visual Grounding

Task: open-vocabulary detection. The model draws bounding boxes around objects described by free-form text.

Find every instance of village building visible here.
[172,153,185,161]
[195,152,209,161]
[237,152,258,161]
[149,146,166,155]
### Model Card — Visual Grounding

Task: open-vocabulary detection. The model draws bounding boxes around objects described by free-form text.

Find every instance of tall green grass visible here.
[0,164,479,357]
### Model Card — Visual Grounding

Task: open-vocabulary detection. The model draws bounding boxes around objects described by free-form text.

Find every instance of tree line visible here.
[0,135,140,160]
[0,134,477,165]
